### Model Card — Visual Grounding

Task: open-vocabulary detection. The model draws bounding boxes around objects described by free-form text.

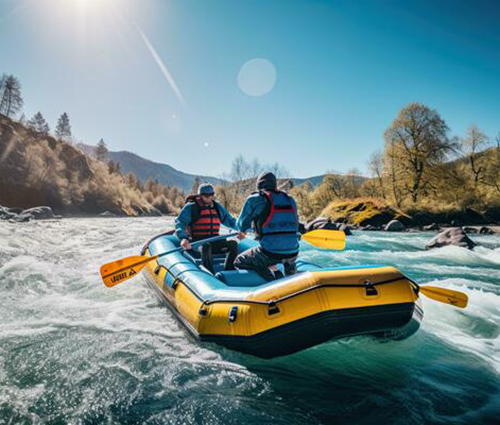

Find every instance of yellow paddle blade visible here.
[302,229,346,250]
[419,285,468,309]
[100,254,158,287]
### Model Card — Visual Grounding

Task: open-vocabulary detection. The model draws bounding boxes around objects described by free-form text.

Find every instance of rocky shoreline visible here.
[0,204,169,222]
[303,216,498,250]
[0,205,62,222]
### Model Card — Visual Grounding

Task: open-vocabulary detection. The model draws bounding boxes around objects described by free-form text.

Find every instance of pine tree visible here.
[96,138,108,161]
[27,112,50,136]
[0,74,24,118]
[55,112,72,140]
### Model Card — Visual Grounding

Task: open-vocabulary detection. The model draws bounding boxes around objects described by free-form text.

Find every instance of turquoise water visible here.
[1,218,499,424]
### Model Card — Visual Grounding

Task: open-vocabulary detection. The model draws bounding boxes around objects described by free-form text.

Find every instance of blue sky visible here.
[1,0,500,178]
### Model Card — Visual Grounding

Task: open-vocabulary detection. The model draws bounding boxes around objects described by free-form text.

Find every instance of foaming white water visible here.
[0,218,276,423]
[421,281,500,373]
[1,219,500,424]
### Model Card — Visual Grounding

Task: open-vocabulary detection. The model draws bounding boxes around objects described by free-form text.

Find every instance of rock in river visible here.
[426,227,477,250]
[385,220,405,232]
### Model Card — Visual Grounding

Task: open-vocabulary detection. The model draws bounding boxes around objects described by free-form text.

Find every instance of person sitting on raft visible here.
[234,171,300,281]
[175,183,244,273]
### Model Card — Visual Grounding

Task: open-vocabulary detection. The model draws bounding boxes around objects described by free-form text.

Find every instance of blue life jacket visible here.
[254,190,299,256]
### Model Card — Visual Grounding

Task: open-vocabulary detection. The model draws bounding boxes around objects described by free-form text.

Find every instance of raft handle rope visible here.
[228,306,238,323]
[153,261,411,309]
[364,279,379,296]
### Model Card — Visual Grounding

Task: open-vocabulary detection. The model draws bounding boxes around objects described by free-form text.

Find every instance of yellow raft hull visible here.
[142,234,423,358]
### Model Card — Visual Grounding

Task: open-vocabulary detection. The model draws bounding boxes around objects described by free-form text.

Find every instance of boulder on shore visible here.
[7,207,24,214]
[426,227,477,250]
[99,211,116,217]
[463,226,478,234]
[9,213,34,223]
[305,217,338,233]
[339,223,352,235]
[479,226,495,235]
[20,206,60,220]
[385,220,405,232]
[320,199,412,227]
[0,206,16,219]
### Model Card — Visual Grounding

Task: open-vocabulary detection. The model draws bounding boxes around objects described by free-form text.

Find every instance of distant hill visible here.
[78,143,224,193]
[291,174,367,188]
[77,144,364,193]
[291,175,326,188]
[0,115,174,216]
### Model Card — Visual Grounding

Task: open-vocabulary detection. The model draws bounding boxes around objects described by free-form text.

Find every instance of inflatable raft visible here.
[142,233,423,358]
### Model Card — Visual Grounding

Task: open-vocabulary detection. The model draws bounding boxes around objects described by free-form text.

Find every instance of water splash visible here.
[1,219,500,424]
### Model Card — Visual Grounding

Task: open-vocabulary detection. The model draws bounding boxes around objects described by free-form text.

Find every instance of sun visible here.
[69,0,111,12]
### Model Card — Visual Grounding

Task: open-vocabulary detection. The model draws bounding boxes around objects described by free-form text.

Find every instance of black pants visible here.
[195,239,238,273]
[234,246,297,282]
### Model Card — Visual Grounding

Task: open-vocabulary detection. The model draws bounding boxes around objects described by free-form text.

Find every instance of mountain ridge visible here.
[78,143,330,192]
[77,143,224,193]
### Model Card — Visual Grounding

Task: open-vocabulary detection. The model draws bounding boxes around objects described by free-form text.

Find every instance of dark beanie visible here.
[198,183,215,195]
[256,171,277,190]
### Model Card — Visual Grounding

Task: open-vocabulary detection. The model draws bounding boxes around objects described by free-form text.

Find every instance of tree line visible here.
[4,70,498,219]
[290,103,500,220]
[191,103,499,221]
[0,72,186,215]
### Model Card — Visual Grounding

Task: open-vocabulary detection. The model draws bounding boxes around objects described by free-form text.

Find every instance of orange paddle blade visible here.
[100,254,158,287]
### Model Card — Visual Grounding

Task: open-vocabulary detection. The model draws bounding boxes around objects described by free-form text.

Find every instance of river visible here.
[1,217,499,424]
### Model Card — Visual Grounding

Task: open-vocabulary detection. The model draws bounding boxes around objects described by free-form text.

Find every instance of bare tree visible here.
[268,162,289,179]
[249,158,263,179]
[484,133,500,194]
[191,176,201,194]
[461,124,489,187]
[230,154,250,190]
[367,150,386,199]
[384,102,457,203]
[385,145,403,207]
[0,74,24,118]
[345,168,361,198]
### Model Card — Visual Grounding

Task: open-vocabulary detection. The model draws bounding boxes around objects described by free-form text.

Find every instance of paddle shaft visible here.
[157,232,240,260]
[105,230,342,279]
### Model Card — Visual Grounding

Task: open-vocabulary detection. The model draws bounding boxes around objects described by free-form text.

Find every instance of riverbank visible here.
[317,198,500,232]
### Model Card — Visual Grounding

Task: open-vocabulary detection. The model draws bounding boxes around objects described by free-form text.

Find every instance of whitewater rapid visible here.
[1,218,499,424]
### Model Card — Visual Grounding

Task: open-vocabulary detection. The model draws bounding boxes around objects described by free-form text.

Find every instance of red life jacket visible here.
[185,195,222,241]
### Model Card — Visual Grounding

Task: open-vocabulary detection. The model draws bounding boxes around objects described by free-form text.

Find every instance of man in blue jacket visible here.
[175,183,244,273]
[234,172,300,281]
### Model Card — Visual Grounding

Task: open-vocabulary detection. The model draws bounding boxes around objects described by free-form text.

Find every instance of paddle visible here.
[100,232,239,287]
[302,230,468,308]
[301,229,346,250]
[101,229,346,287]
[412,283,468,309]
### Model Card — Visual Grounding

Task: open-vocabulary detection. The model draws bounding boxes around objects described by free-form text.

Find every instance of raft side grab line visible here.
[146,252,415,308]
